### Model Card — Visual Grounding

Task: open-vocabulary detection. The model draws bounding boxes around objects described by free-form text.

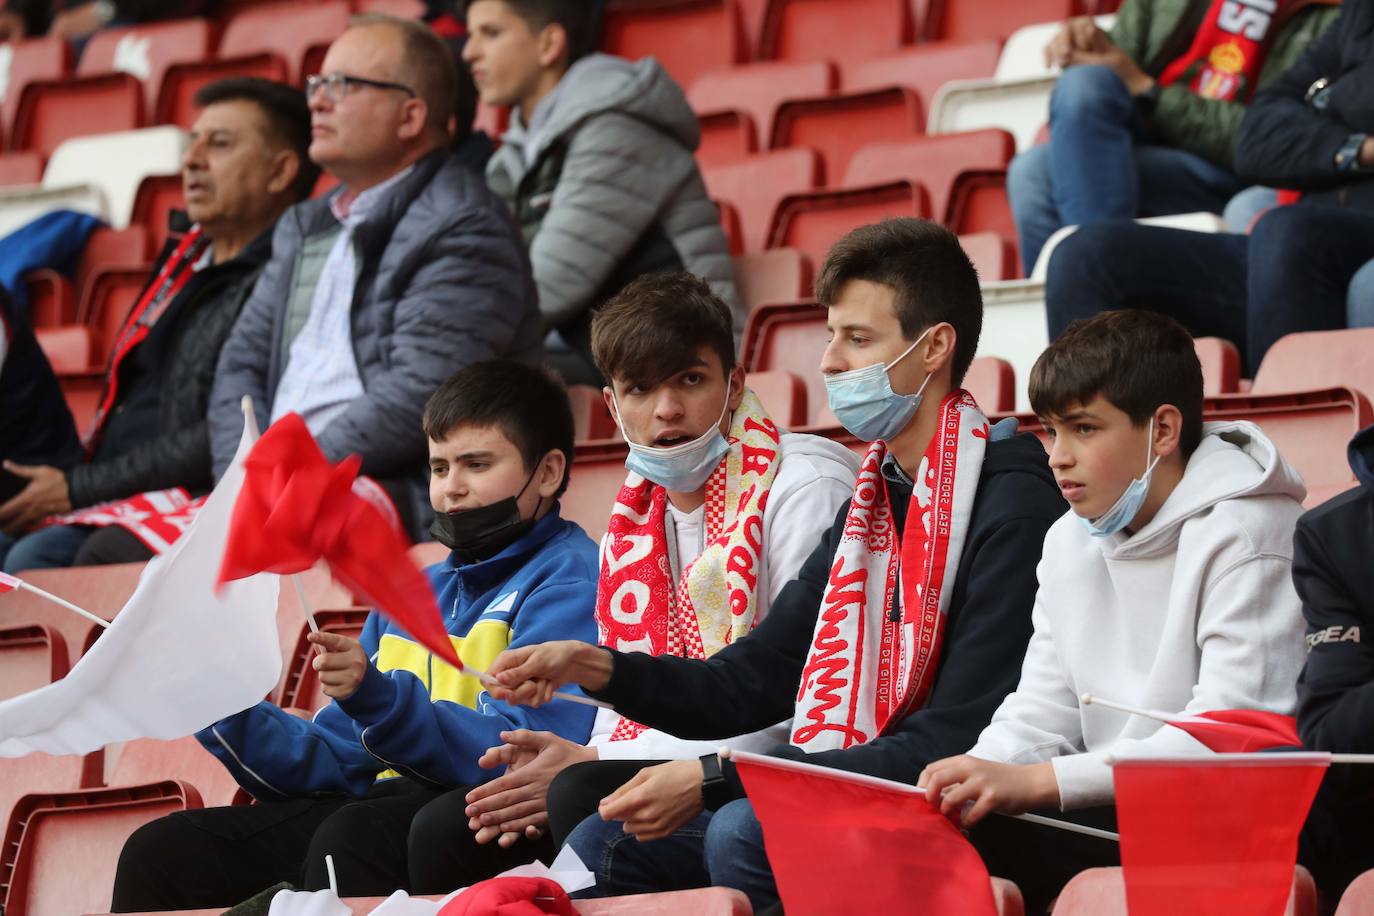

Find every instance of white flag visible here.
[0,411,281,757]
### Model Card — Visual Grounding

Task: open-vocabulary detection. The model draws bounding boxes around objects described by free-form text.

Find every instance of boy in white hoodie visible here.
[920,309,1309,911]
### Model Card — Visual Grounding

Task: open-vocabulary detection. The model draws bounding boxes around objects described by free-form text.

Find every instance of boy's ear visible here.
[602,385,618,426]
[727,364,747,412]
[536,449,566,498]
[537,21,570,71]
[1153,404,1185,459]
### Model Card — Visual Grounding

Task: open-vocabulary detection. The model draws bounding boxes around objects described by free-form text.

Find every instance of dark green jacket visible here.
[1110,0,1341,167]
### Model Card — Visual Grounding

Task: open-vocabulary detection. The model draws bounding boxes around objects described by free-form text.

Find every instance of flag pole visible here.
[1008,812,1119,841]
[466,661,612,710]
[1331,754,1374,764]
[324,854,338,897]
[1081,693,1174,724]
[291,574,321,635]
[12,578,110,630]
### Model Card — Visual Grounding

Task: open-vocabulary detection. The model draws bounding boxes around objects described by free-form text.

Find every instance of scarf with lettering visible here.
[791,390,988,751]
[1156,0,1298,102]
[597,389,782,740]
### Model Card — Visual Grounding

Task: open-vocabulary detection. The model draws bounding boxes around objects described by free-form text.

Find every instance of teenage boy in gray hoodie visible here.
[462,0,739,386]
[921,309,1309,912]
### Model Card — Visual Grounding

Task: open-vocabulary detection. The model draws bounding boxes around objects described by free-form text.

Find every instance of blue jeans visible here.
[1347,258,1374,328]
[3,524,93,574]
[1008,64,1244,274]
[565,799,780,912]
[1045,205,1374,374]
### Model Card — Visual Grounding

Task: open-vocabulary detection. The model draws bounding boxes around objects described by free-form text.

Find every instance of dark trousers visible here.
[1044,205,1374,375]
[969,807,1119,916]
[73,526,155,566]
[547,759,655,847]
[112,779,554,912]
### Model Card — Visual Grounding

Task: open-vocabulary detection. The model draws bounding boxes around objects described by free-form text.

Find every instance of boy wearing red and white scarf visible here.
[462,272,858,850]
[484,220,1066,911]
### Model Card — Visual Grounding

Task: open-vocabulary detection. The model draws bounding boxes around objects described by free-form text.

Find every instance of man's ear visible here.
[1153,404,1185,459]
[727,364,747,412]
[536,21,570,70]
[536,449,566,499]
[396,97,430,141]
[921,322,959,378]
[266,149,300,196]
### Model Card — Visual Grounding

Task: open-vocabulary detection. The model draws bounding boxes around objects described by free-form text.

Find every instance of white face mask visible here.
[612,384,732,493]
[822,327,934,443]
[1079,417,1162,538]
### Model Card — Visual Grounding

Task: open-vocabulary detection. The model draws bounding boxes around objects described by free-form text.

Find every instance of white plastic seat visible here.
[42,126,186,229]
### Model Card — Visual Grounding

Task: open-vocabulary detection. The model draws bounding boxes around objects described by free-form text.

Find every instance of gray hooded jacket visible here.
[486,55,741,344]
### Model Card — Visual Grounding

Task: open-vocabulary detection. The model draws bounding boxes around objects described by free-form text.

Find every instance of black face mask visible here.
[430,466,541,562]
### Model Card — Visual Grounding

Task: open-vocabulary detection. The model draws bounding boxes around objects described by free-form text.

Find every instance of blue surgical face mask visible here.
[1079,418,1162,538]
[823,327,934,443]
[613,385,732,493]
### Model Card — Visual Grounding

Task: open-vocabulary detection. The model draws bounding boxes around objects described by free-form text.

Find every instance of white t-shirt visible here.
[590,431,860,760]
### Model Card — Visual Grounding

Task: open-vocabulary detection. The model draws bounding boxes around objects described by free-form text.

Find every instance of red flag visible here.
[0,571,19,594]
[1165,709,1302,753]
[733,751,999,916]
[1114,754,1327,916]
[217,413,462,669]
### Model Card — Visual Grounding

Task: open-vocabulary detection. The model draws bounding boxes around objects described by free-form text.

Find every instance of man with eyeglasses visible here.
[208,12,541,539]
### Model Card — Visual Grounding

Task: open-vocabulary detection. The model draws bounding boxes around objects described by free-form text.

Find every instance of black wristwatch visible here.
[699,751,731,811]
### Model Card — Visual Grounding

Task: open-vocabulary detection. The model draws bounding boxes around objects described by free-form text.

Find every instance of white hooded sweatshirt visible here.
[968,421,1309,809]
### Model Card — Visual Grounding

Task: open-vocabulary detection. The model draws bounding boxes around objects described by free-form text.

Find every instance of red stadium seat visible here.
[155,55,290,130]
[704,147,821,253]
[768,181,932,268]
[741,300,829,425]
[130,175,185,260]
[278,608,372,711]
[76,19,215,120]
[0,151,43,186]
[1252,328,1374,404]
[0,37,71,140]
[771,87,924,184]
[0,624,68,702]
[1194,336,1241,396]
[759,0,914,63]
[842,40,1003,109]
[0,564,142,650]
[734,247,813,315]
[81,267,152,370]
[1205,388,1373,507]
[843,129,1014,224]
[0,753,99,868]
[0,782,201,916]
[566,441,633,540]
[26,272,76,328]
[688,59,836,154]
[747,369,808,427]
[568,384,619,443]
[992,876,1027,916]
[35,325,95,375]
[1337,869,1374,916]
[1053,864,1317,916]
[11,73,143,158]
[947,169,1016,247]
[603,0,746,93]
[103,737,249,810]
[354,0,427,16]
[219,1,352,85]
[959,230,1016,281]
[717,199,744,255]
[926,0,1078,42]
[697,110,759,169]
[965,356,1017,413]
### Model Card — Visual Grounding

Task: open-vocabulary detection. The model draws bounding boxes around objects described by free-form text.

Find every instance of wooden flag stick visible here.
[13,578,110,630]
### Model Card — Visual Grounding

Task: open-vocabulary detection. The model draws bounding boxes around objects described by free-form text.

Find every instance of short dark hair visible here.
[1029,309,1205,456]
[816,218,983,385]
[463,0,595,64]
[194,77,320,200]
[591,272,736,390]
[422,360,575,497]
[351,13,459,137]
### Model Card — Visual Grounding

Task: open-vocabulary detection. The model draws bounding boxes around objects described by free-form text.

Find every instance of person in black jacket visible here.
[481,220,1066,911]
[0,77,317,572]
[1294,423,1374,900]
[1041,0,1374,374]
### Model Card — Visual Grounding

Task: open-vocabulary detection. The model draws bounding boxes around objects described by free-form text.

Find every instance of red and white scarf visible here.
[597,390,782,740]
[791,390,989,751]
[1156,0,1298,102]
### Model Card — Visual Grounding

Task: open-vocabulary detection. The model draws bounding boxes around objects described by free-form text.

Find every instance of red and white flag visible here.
[1085,694,1302,753]
[0,410,281,757]
[0,571,19,593]
[732,750,999,916]
[1114,754,1327,916]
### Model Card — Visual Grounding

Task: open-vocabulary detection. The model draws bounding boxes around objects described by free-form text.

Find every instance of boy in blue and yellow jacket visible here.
[111,361,599,911]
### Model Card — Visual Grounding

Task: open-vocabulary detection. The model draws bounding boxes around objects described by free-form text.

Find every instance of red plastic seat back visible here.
[771,87,924,183]
[77,19,214,119]
[927,0,1077,41]
[959,230,1015,281]
[734,248,813,315]
[155,55,290,129]
[567,443,634,540]
[760,0,914,63]
[964,356,1016,413]
[697,110,758,169]
[12,74,143,158]
[130,175,185,260]
[220,1,352,84]
[769,181,932,269]
[843,129,1013,223]
[1252,328,1374,404]
[1054,864,1317,916]
[0,754,97,862]
[948,170,1016,244]
[704,147,821,253]
[689,60,836,153]
[81,268,150,369]
[842,40,1002,108]
[746,369,808,427]
[568,385,619,443]
[0,37,70,138]
[78,227,149,302]
[0,151,43,186]
[279,609,372,711]
[0,624,68,702]
[1194,336,1241,396]
[603,0,745,92]
[34,325,94,374]
[741,301,829,425]
[104,737,247,809]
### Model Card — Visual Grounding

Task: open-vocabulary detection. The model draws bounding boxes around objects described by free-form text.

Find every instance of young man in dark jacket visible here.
[483,219,1066,911]
[0,77,316,572]
[208,14,542,539]
[1044,0,1374,374]
[1294,423,1374,899]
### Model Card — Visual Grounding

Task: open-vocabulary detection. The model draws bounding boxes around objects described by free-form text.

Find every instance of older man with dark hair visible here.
[208,13,541,537]
[0,76,317,572]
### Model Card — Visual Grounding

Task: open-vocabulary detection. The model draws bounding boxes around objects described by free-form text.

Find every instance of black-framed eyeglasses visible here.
[305,72,417,104]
